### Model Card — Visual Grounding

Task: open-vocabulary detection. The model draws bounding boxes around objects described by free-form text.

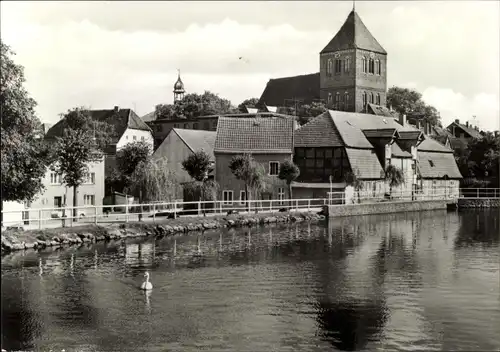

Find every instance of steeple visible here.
[320,9,386,55]
[173,69,185,102]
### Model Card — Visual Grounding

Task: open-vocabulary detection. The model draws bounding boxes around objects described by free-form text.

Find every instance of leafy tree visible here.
[278,160,300,199]
[387,86,441,126]
[297,101,328,125]
[466,134,500,183]
[108,141,152,194]
[384,164,405,199]
[1,41,49,217]
[238,98,260,113]
[182,150,213,182]
[50,108,114,220]
[344,169,364,204]
[229,154,266,211]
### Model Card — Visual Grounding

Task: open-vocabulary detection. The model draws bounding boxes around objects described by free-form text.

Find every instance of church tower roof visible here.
[320,10,387,55]
[173,70,185,92]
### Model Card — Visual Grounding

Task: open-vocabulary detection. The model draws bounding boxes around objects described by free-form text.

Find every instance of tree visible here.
[297,101,328,125]
[278,160,300,200]
[387,86,441,126]
[229,154,266,211]
[1,41,49,215]
[384,164,405,199]
[109,141,152,193]
[50,108,114,220]
[466,134,500,184]
[237,98,260,113]
[129,157,177,204]
[344,169,364,204]
[182,150,213,182]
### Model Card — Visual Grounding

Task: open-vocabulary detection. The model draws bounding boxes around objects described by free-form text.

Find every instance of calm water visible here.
[2,209,499,352]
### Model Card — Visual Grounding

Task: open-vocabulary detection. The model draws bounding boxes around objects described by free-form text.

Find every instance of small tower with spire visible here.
[173,69,185,102]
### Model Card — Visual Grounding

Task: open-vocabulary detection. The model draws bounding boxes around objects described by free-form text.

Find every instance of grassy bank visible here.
[1,211,326,253]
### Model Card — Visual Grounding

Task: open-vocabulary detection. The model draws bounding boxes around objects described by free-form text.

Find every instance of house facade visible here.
[214,116,294,207]
[2,158,105,228]
[152,128,217,199]
[293,110,461,202]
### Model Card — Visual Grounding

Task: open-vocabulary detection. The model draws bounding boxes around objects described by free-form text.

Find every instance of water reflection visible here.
[1,210,499,352]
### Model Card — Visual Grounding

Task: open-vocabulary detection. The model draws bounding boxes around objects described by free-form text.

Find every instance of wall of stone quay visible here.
[326,200,448,217]
[1,212,326,253]
[458,199,500,208]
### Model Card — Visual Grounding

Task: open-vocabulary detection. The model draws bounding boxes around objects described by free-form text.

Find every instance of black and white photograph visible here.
[1,1,499,351]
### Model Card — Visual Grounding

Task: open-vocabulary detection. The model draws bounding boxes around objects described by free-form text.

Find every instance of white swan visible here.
[141,271,153,290]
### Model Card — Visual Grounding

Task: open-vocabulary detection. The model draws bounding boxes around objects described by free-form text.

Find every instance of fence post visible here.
[174,201,177,219]
[198,201,201,215]
[477,188,479,198]
[39,209,42,230]
[125,203,129,223]
[307,199,310,211]
[219,201,223,215]
[153,203,156,223]
[270,199,273,212]
[295,199,299,211]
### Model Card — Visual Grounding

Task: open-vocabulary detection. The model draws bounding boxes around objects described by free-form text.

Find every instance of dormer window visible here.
[362,57,367,73]
[327,59,333,76]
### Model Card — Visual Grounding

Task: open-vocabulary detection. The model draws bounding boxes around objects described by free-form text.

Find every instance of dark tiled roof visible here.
[294,112,344,147]
[45,108,151,144]
[258,73,320,108]
[321,10,387,54]
[367,103,398,118]
[345,148,384,179]
[418,151,462,179]
[447,121,483,139]
[362,128,398,139]
[214,117,294,154]
[173,129,216,160]
[391,142,412,158]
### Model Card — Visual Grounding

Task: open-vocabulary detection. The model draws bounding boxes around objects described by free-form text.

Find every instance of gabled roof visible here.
[45,108,151,144]
[214,117,294,154]
[321,10,387,55]
[294,112,344,147]
[418,151,462,179]
[141,111,156,122]
[446,121,483,139]
[173,129,216,160]
[258,73,320,108]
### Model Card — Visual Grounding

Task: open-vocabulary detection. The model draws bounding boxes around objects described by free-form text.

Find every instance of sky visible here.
[1,1,499,131]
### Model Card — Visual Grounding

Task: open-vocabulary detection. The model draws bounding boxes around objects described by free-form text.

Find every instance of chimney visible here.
[475,125,479,131]
[114,106,120,113]
[465,121,469,128]
[399,114,406,126]
[455,118,459,124]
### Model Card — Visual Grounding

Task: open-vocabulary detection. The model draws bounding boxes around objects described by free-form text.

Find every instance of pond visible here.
[2,209,499,351]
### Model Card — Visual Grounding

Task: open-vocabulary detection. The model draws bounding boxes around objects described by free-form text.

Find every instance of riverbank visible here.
[458,198,500,208]
[1,211,326,253]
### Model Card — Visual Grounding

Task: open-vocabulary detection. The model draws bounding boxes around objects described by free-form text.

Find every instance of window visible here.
[344,92,350,109]
[133,135,137,141]
[375,59,380,75]
[370,92,374,104]
[344,57,350,72]
[203,122,210,130]
[362,57,367,73]
[376,93,381,105]
[223,190,233,205]
[193,123,199,130]
[328,93,333,105]
[278,188,285,205]
[239,191,247,205]
[84,172,96,184]
[184,123,188,129]
[212,121,218,129]
[50,173,62,184]
[24,201,32,209]
[174,123,179,128]
[335,92,340,108]
[428,160,435,167]
[54,196,62,208]
[327,59,333,75]
[269,161,280,176]
[368,58,375,74]
[335,59,342,74]
[376,60,381,75]
[126,135,129,140]
[141,136,145,141]
[362,92,367,109]
[84,194,95,206]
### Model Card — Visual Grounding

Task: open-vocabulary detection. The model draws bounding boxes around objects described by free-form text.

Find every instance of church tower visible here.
[173,69,185,102]
[319,9,387,113]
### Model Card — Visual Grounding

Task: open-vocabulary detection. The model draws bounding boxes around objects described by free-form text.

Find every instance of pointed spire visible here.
[353,0,355,11]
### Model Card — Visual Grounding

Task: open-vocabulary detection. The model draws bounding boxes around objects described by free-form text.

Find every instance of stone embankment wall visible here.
[458,199,500,208]
[1,212,325,253]
[325,200,448,217]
